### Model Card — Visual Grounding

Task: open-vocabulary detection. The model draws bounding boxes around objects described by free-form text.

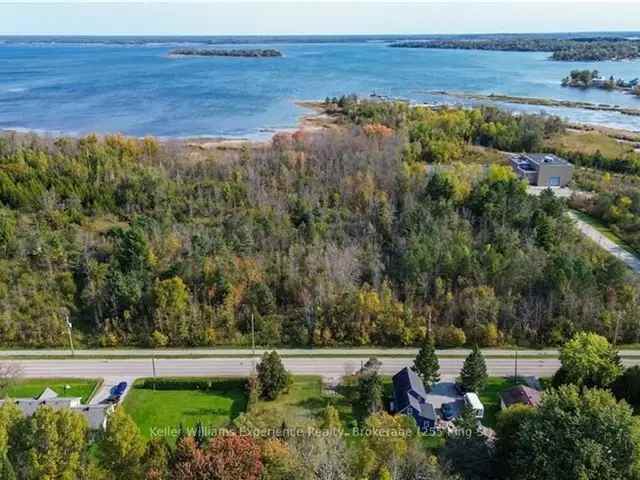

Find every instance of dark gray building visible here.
[511,154,574,187]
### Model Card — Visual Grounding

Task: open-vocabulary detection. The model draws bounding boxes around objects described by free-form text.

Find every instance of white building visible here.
[0,387,113,430]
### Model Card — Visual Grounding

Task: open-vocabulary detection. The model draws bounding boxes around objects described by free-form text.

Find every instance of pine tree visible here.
[460,345,488,392]
[413,335,440,386]
[257,351,291,400]
[194,422,205,448]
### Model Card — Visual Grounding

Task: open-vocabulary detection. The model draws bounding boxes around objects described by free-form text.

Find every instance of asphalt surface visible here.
[0,356,576,382]
[569,211,640,274]
[0,348,565,358]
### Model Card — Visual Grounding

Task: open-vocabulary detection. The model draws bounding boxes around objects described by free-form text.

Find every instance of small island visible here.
[562,70,640,96]
[169,48,283,58]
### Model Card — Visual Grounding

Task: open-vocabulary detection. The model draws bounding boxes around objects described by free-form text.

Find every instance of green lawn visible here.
[123,378,247,440]
[2,378,100,403]
[250,376,337,429]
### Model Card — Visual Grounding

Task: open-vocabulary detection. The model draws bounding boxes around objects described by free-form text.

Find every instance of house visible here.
[511,153,574,187]
[0,388,114,430]
[499,385,542,410]
[391,367,437,431]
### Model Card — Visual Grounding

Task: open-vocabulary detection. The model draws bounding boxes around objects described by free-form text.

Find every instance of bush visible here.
[436,325,466,348]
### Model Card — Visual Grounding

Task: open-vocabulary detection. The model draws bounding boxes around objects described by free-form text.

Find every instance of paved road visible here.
[0,348,565,358]
[569,212,640,274]
[0,355,621,382]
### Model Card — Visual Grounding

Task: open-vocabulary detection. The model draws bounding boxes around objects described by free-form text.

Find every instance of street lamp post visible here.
[65,316,75,357]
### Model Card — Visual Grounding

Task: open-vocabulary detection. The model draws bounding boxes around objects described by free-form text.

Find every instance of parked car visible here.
[441,402,456,421]
[111,381,128,397]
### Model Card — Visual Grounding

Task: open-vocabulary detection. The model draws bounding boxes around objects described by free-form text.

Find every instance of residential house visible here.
[391,367,437,431]
[0,387,113,430]
[511,153,574,187]
[499,385,542,410]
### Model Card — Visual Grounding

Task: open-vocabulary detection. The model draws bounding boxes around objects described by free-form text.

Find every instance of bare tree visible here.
[0,363,23,395]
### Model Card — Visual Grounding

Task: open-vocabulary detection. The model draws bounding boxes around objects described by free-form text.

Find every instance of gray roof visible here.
[420,402,437,421]
[525,153,570,166]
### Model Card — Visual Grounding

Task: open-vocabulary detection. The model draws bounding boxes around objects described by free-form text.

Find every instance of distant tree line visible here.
[390,38,640,61]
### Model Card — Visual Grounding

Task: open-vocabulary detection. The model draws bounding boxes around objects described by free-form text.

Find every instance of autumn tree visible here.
[557,332,622,388]
[13,407,89,480]
[98,408,146,479]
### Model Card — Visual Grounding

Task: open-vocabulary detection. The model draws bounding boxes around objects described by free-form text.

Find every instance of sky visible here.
[0,1,639,36]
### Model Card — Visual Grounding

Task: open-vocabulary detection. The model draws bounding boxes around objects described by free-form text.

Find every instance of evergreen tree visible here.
[256,351,291,401]
[413,335,440,386]
[460,345,488,392]
[194,422,206,448]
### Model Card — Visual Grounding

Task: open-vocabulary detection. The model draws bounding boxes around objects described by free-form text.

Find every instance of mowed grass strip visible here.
[3,378,100,403]
[123,377,247,440]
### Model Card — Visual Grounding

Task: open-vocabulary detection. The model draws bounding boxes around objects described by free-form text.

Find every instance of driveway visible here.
[569,212,640,274]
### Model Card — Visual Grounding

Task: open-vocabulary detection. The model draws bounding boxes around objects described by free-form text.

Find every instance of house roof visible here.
[500,385,542,408]
[524,153,571,166]
[37,388,59,401]
[420,402,437,421]
[393,367,428,412]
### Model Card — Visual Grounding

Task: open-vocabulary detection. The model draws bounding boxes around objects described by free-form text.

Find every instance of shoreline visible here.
[431,90,640,117]
[0,100,338,151]
[2,96,639,149]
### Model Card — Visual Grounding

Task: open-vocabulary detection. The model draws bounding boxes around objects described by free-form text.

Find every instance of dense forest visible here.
[390,38,640,61]
[0,99,638,348]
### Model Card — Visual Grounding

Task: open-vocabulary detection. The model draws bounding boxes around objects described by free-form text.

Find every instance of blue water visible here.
[1,36,640,137]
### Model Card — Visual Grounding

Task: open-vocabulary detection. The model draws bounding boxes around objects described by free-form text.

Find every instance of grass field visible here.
[123,378,247,440]
[250,375,339,429]
[3,378,100,403]
[545,130,636,158]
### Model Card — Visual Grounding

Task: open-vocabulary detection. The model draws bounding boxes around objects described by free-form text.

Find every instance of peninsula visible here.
[169,48,283,58]
[390,37,640,61]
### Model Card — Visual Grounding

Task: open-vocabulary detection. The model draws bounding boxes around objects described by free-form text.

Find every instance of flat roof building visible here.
[511,153,574,187]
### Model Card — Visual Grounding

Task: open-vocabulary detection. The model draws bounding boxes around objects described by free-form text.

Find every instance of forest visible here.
[0,99,638,348]
[390,37,640,61]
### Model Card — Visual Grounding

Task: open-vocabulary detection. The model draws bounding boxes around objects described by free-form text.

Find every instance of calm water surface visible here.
[1,37,640,137]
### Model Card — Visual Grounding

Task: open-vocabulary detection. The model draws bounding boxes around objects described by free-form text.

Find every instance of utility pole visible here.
[514,350,519,383]
[251,313,256,374]
[65,315,75,357]
[152,357,157,390]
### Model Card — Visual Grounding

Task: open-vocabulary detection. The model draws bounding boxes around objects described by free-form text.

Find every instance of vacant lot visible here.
[123,377,247,440]
[3,378,100,403]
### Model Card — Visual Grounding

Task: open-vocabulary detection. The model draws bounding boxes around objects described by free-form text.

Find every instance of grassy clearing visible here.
[249,376,340,429]
[123,377,247,441]
[3,378,100,403]
[545,130,636,158]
